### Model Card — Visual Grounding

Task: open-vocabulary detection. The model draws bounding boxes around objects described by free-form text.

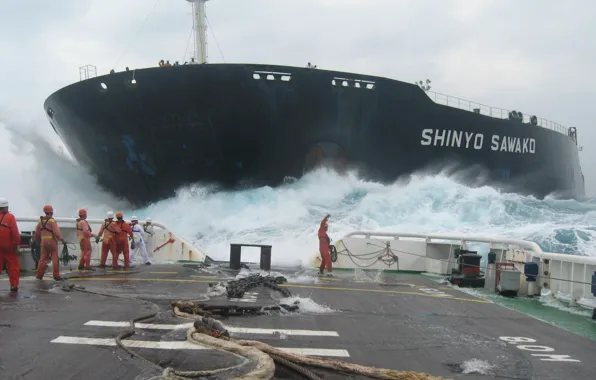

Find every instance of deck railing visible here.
[425,90,570,136]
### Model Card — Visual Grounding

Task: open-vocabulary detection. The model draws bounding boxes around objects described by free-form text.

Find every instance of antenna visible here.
[185,0,209,63]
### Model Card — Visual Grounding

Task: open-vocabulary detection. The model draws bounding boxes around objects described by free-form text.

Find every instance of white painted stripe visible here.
[84,320,339,336]
[51,336,206,350]
[50,336,349,357]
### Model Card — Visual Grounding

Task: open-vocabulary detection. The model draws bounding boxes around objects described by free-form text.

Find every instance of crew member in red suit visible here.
[76,208,95,271]
[0,198,21,292]
[318,214,333,276]
[114,211,133,269]
[96,211,121,268]
[35,204,67,281]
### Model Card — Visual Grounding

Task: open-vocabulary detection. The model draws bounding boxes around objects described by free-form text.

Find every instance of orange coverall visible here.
[97,218,122,268]
[318,215,332,273]
[35,216,64,279]
[76,218,94,269]
[116,220,133,267]
[0,211,21,289]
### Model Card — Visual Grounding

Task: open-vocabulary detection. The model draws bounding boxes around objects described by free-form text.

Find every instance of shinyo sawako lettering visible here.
[420,129,536,154]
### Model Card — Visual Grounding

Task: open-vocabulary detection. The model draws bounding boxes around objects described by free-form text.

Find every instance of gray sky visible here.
[2,0,595,195]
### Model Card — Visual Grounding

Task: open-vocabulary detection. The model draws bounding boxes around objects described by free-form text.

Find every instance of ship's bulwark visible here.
[43,64,584,206]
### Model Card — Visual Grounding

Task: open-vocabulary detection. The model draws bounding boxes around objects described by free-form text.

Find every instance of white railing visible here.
[14,216,207,266]
[425,90,570,136]
[338,230,596,309]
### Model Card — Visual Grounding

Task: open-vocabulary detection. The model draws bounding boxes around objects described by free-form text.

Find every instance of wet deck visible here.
[1,263,595,379]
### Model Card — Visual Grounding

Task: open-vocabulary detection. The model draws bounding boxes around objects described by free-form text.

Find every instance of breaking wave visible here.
[3,120,596,267]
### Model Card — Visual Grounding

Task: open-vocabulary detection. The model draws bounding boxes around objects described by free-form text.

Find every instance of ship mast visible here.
[186,0,209,63]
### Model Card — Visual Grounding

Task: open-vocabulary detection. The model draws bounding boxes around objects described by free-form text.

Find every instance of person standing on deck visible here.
[96,211,121,268]
[143,218,155,256]
[114,212,133,269]
[35,205,67,281]
[0,198,21,292]
[318,214,333,276]
[130,216,151,265]
[76,208,95,271]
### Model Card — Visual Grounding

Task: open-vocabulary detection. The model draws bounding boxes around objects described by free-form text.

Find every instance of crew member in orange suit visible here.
[0,198,21,292]
[114,211,133,269]
[318,214,333,276]
[96,211,121,269]
[35,205,67,281]
[76,208,95,271]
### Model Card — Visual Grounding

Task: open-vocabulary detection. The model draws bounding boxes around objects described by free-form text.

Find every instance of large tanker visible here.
[43,1,584,206]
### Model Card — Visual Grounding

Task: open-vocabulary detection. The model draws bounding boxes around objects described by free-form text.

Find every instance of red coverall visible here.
[0,211,21,289]
[35,216,65,280]
[115,220,133,268]
[318,215,332,273]
[97,218,121,268]
[76,218,94,269]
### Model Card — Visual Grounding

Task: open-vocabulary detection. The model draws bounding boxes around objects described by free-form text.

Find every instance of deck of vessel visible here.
[1,263,595,379]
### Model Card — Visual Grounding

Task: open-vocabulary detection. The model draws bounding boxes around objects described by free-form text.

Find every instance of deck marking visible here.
[66,277,216,283]
[280,284,490,303]
[83,320,340,336]
[190,275,219,278]
[499,336,580,362]
[50,336,349,357]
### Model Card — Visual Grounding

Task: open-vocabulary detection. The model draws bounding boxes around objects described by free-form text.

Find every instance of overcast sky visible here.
[2,0,595,195]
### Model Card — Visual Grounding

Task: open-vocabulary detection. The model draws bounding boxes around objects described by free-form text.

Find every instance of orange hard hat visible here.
[43,204,53,213]
[115,211,123,218]
[78,208,87,216]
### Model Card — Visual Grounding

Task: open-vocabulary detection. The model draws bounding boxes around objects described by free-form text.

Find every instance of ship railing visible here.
[13,216,208,266]
[425,90,569,136]
[340,231,596,309]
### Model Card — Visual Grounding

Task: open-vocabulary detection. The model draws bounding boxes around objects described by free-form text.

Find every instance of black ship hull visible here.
[43,63,585,206]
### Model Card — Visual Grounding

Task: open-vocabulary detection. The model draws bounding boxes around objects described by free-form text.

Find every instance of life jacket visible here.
[101,219,121,240]
[0,212,20,249]
[76,218,92,241]
[38,216,59,242]
[115,220,132,241]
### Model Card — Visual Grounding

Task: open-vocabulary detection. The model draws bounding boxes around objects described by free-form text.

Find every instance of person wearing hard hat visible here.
[318,214,333,276]
[0,198,21,292]
[34,205,67,281]
[96,211,122,269]
[143,218,154,255]
[76,208,95,271]
[130,216,151,265]
[114,212,133,269]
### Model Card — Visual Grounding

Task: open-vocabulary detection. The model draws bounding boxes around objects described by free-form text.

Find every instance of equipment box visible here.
[497,269,521,294]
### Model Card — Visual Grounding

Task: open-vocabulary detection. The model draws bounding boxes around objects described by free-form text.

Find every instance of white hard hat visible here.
[146,217,152,223]
[0,198,8,208]
[131,216,138,222]
[106,211,114,218]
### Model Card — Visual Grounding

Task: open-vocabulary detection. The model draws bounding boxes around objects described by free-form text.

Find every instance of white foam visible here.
[279,296,338,314]
[461,358,495,375]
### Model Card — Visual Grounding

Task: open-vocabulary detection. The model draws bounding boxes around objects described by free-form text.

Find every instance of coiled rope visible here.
[171,273,445,380]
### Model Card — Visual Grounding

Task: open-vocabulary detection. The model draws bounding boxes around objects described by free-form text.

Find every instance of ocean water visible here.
[3,121,596,266]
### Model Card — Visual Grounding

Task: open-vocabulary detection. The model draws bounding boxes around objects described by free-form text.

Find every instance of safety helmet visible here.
[78,208,87,216]
[146,217,152,223]
[106,211,114,218]
[0,198,8,208]
[131,216,138,222]
[43,204,54,213]
[115,211,123,218]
